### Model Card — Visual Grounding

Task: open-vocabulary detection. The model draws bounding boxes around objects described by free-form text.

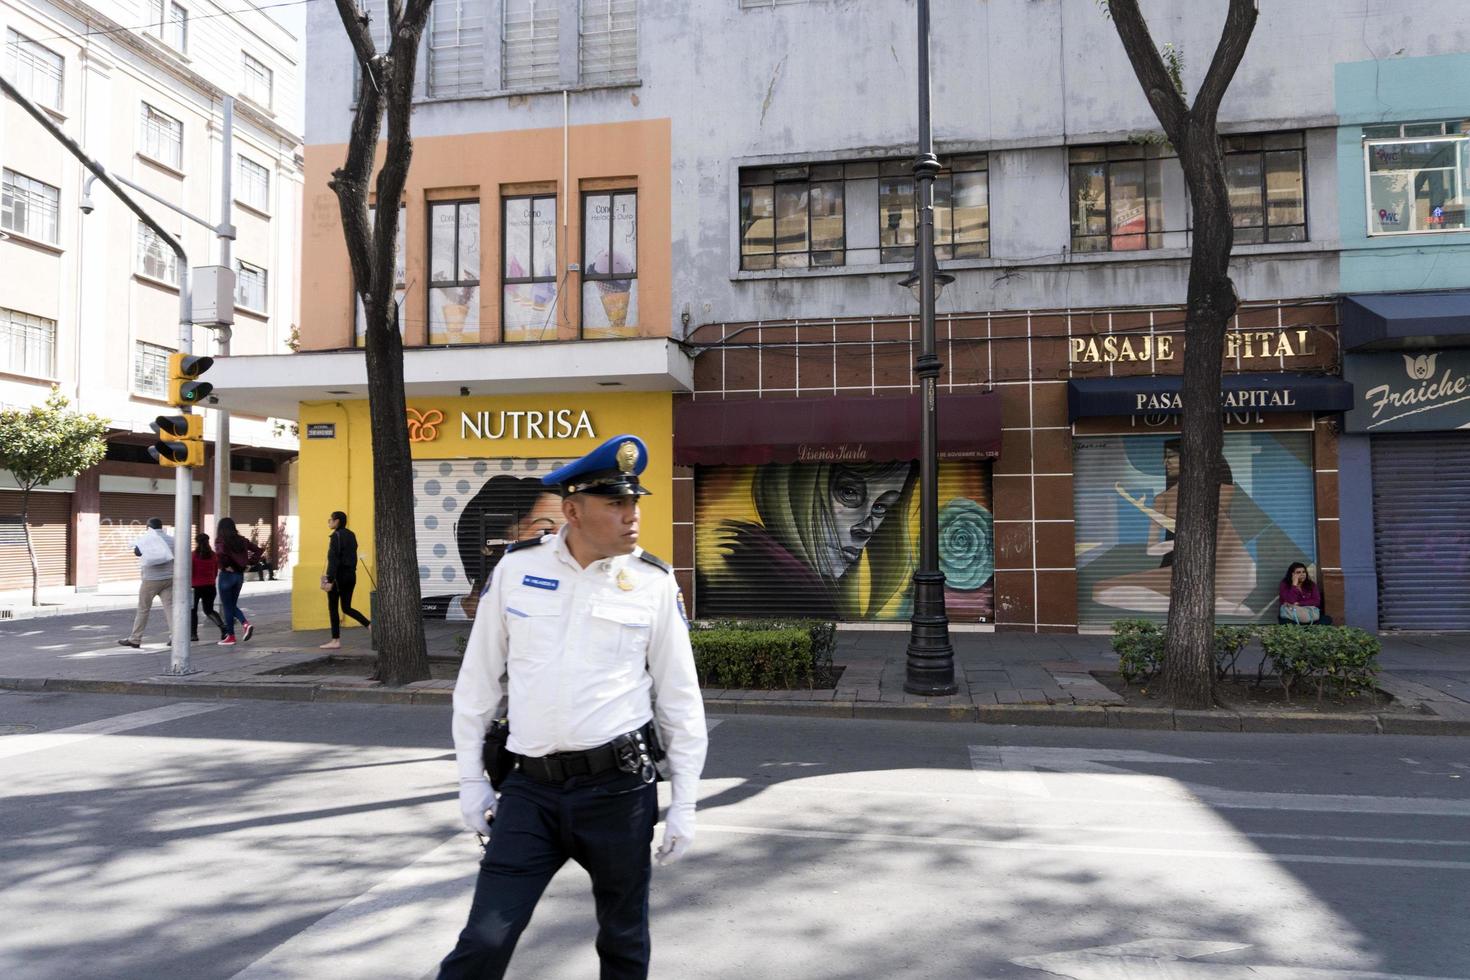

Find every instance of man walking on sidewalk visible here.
[119,518,174,648]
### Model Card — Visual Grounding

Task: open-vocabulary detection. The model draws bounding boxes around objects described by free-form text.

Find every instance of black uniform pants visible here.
[438,767,658,980]
[327,573,371,638]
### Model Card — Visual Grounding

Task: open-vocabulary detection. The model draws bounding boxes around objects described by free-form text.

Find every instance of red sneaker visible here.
[218,636,236,646]
[241,622,254,642]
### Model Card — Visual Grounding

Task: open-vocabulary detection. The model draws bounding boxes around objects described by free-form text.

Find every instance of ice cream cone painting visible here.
[581,192,638,339]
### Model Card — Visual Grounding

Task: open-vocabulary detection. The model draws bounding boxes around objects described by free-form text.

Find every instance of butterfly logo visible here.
[406,408,444,442]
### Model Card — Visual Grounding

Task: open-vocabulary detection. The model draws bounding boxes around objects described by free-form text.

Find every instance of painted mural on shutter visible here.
[414,457,571,621]
[98,493,199,583]
[1073,432,1316,629]
[1372,434,1470,630]
[695,461,994,622]
[0,490,71,590]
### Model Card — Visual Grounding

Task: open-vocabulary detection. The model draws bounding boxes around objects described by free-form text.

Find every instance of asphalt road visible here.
[1,691,1468,979]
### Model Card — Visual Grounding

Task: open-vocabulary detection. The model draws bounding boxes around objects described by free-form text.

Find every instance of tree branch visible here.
[333,0,377,72]
[1194,0,1259,123]
[1105,0,1188,139]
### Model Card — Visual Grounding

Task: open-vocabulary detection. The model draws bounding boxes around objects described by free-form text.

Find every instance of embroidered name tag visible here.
[522,575,560,591]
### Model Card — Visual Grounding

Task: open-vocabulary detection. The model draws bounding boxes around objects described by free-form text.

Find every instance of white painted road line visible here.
[230,834,477,980]
[1011,939,1470,980]
[698,822,1470,871]
[0,702,229,760]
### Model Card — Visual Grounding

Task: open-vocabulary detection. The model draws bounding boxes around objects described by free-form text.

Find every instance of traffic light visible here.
[149,413,204,468]
[167,353,214,406]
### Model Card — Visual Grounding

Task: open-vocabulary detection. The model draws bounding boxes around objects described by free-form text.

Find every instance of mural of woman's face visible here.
[1164,447,1182,480]
[821,465,909,579]
[514,492,565,540]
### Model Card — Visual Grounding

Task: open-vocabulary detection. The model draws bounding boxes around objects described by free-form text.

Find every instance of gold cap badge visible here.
[616,440,638,474]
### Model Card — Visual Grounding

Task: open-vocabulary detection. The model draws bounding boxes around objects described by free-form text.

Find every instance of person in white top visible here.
[439,434,707,980]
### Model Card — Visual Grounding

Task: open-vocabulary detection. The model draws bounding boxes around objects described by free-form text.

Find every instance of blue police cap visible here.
[542,434,652,497]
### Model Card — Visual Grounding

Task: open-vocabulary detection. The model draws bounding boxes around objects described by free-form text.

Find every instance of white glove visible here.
[656,801,696,865]
[458,776,497,836]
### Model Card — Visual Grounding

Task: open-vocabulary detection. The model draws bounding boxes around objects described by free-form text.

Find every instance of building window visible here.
[140,103,183,169]
[242,53,273,108]
[1069,143,1179,252]
[582,190,636,338]
[429,0,487,96]
[1223,133,1307,244]
[149,0,188,51]
[137,222,180,283]
[236,260,268,312]
[1365,130,1470,236]
[738,155,988,271]
[0,308,57,378]
[5,29,64,112]
[579,0,636,85]
[354,203,407,347]
[237,156,270,212]
[429,200,481,344]
[1,169,60,245]
[133,341,173,398]
[502,0,560,89]
[502,194,557,342]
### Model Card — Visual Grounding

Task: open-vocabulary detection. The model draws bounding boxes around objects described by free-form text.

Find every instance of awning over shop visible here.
[673,392,1002,466]
[1341,291,1470,351]
[1067,372,1353,420]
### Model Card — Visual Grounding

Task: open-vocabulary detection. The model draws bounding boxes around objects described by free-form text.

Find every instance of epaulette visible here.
[506,535,548,553]
[637,551,671,573]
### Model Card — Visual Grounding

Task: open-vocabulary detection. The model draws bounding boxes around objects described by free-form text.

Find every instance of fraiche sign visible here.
[1344,350,1470,433]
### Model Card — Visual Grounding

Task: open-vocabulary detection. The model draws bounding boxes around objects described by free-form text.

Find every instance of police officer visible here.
[439,434,707,980]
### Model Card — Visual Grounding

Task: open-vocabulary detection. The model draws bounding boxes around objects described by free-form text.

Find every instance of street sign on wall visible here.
[1343,349,1470,433]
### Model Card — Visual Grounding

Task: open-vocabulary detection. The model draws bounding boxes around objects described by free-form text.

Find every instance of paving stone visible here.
[1016,688,1051,704]
[994,690,1023,704]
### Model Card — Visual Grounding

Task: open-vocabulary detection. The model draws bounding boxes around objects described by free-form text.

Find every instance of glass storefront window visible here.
[1365,135,1470,235]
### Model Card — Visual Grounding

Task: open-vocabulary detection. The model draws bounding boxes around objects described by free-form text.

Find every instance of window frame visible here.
[1363,133,1470,237]
[580,188,638,337]
[235,259,268,313]
[136,221,180,284]
[428,0,488,96]
[242,53,273,108]
[502,0,561,90]
[5,29,64,112]
[500,193,558,341]
[1,168,61,245]
[1222,132,1308,245]
[140,102,183,169]
[579,0,638,86]
[1067,142,1178,254]
[0,307,58,379]
[353,203,407,347]
[428,199,482,345]
[739,164,847,271]
[133,340,174,399]
[236,155,271,213]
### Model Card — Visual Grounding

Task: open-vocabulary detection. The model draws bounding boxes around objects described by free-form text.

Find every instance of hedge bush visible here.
[690,626,813,689]
[696,618,837,687]
[1258,624,1381,703]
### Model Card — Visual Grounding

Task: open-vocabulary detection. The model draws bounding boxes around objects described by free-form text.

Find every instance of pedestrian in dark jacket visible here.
[215,517,264,646]
[321,510,371,649]
[191,533,227,641]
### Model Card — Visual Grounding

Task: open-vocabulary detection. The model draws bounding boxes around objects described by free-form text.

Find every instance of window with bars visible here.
[2,169,60,245]
[148,0,188,51]
[140,103,183,168]
[0,308,57,378]
[580,0,636,85]
[582,190,637,338]
[429,0,487,96]
[354,203,407,347]
[5,29,64,112]
[237,156,270,212]
[503,0,560,89]
[738,155,989,270]
[1068,143,1183,253]
[136,222,180,283]
[1224,132,1307,244]
[236,260,268,312]
[502,194,557,342]
[242,53,273,108]
[429,201,482,344]
[133,341,173,398]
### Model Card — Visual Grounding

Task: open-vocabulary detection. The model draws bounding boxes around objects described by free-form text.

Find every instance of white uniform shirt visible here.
[452,527,707,806]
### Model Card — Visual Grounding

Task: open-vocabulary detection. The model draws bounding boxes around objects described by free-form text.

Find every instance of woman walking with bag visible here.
[191,533,227,642]
[321,511,371,649]
[216,517,264,647]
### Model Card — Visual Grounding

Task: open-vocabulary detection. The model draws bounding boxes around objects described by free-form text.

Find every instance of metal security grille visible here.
[0,308,56,378]
[502,0,560,89]
[0,490,71,590]
[1073,431,1317,630]
[1372,433,1470,630]
[429,0,487,96]
[579,0,636,85]
[133,341,172,398]
[98,493,199,583]
[230,495,276,563]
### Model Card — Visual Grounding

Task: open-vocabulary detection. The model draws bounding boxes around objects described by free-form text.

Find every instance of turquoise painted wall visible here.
[1335,54,1470,293]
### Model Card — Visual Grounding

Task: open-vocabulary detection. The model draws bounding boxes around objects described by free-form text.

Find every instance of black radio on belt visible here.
[481,718,515,789]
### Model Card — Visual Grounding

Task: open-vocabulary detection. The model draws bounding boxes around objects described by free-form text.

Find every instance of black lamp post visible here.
[900,0,957,696]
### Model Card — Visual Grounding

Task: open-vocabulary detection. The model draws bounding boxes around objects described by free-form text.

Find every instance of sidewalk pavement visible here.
[0,592,1466,734]
[0,576,295,620]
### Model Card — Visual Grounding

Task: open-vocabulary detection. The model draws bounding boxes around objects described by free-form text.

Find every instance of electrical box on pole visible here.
[192,265,236,325]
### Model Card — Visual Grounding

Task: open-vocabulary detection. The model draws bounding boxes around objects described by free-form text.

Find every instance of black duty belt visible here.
[516,722,662,785]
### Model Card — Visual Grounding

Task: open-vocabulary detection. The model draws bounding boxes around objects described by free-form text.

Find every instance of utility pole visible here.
[214,97,235,530]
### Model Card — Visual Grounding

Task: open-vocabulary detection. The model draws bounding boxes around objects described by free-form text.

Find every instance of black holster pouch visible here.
[481,718,515,789]
[612,721,665,784]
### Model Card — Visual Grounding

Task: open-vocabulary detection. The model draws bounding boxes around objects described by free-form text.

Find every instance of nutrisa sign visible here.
[1343,350,1470,433]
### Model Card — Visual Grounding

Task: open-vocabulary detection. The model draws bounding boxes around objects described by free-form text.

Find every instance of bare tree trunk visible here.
[329,0,434,685]
[1105,0,1258,709]
[21,485,39,607]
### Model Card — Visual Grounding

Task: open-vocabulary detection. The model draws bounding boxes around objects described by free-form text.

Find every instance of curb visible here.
[3,676,1467,735]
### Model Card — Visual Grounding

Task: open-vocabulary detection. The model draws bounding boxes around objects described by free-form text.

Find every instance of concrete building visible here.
[213,0,1470,633]
[0,0,303,596]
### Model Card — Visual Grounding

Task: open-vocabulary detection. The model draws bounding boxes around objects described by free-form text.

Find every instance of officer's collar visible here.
[551,527,637,576]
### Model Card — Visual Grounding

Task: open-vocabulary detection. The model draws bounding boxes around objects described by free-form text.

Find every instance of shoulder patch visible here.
[506,535,548,553]
[637,551,671,574]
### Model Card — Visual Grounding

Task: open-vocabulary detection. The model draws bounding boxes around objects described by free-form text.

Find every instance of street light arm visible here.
[2,72,185,265]
[84,172,235,239]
